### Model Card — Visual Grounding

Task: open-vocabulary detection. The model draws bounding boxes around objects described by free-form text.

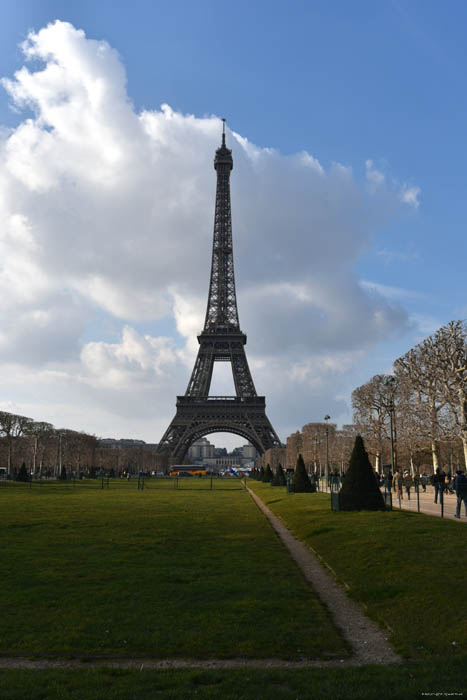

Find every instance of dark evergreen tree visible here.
[292,454,315,493]
[59,465,67,481]
[264,464,274,483]
[16,463,29,482]
[258,466,265,482]
[338,435,385,511]
[271,463,286,486]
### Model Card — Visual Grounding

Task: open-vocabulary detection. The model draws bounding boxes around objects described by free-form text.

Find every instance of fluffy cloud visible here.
[0,20,418,443]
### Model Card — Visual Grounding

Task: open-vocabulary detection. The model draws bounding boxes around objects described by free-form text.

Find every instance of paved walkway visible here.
[387,486,467,522]
[317,481,466,522]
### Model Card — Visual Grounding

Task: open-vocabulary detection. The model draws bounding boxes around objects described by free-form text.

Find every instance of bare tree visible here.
[352,375,391,473]
[394,329,455,470]
[286,431,302,469]
[0,411,33,475]
[426,321,467,467]
[334,424,358,473]
[26,421,55,475]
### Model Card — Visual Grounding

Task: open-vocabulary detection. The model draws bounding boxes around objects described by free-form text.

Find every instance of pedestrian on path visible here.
[394,470,403,500]
[454,469,467,519]
[445,472,454,494]
[385,471,393,491]
[420,472,428,493]
[433,468,446,504]
[403,470,413,500]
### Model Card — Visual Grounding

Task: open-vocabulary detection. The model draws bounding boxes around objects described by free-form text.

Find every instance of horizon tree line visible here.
[0,412,167,477]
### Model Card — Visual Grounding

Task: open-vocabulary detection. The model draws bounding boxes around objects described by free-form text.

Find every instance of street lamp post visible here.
[384,377,396,479]
[324,415,330,491]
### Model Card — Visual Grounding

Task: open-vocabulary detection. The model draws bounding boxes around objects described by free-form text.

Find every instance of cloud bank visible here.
[0,21,417,443]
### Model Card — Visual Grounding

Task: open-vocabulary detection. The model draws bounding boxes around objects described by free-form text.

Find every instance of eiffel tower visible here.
[156,122,281,463]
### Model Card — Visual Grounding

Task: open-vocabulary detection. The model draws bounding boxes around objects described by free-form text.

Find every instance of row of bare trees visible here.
[0,411,99,477]
[0,411,169,477]
[352,320,466,474]
[260,422,359,474]
[284,422,358,474]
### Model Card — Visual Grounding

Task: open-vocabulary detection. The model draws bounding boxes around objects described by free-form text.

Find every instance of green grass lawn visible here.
[0,481,346,659]
[1,656,466,700]
[3,479,466,699]
[248,481,467,661]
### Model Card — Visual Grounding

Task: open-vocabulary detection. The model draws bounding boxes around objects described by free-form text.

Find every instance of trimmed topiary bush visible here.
[16,463,29,482]
[258,466,265,482]
[271,463,286,487]
[264,464,274,483]
[338,435,385,511]
[292,454,315,493]
[59,466,67,481]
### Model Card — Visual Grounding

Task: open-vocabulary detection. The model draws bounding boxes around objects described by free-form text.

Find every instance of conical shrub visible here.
[338,435,385,511]
[16,462,29,482]
[292,454,315,493]
[272,463,286,486]
[258,466,265,482]
[264,464,274,483]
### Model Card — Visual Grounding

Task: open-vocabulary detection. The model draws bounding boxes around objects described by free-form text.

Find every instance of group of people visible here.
[385,467,467,518]
[389,470,417,500]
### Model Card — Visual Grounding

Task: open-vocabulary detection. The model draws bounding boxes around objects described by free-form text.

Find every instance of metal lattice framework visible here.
[157,123,281,463]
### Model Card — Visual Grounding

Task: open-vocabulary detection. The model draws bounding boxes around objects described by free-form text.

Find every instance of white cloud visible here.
[376,247,419,264]
[365,159,421,209]
[365,159,385,186]
[360,280,428,302]
[400,184,421,208]
[0,20,419,444]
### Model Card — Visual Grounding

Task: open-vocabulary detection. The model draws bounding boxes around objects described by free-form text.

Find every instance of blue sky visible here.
[0,1,465,447]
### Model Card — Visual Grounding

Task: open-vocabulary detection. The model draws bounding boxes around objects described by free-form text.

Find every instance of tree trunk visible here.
[459,391,467,469]
[375,452,381,473]
[431,440,440,470]
[8,439,12,476]
[33,437,38,475]
[430,405,440,470]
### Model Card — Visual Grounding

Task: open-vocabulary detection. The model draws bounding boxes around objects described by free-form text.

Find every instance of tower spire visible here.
[204,117,238,331]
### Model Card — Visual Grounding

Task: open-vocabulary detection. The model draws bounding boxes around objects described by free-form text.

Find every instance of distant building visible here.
[241,444,256,460]
[188,437,215,462]
[98,438,147,449]
[186,439,256,470]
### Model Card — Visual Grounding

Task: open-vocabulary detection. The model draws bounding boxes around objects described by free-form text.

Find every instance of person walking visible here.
[385,470,393,492]
[403,470,414,500]
[454,469,467,519]
[394,469,403,500]
[413,471,420,493]
[433,467,446,504]
[420,472,428,493]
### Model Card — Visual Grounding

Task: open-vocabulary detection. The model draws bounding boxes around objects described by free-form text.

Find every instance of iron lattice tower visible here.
[157,123,281,462]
